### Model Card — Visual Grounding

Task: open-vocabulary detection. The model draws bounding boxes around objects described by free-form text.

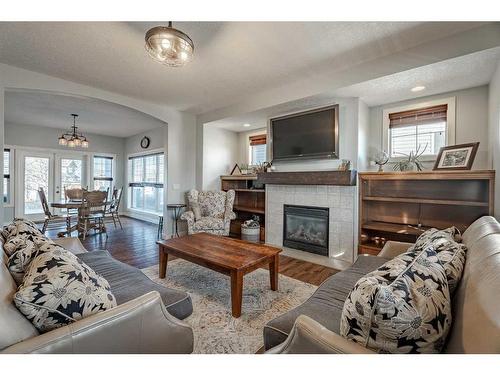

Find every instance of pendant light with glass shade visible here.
[58,114,89,148]
[145,22,194,67]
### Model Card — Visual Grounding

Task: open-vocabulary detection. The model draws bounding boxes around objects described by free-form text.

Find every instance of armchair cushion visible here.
[192,217,225,231]
[14,239,117,333]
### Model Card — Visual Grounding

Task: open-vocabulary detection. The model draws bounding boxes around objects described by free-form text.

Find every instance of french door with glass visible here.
[15,151,85,220]
[54,154,84,202]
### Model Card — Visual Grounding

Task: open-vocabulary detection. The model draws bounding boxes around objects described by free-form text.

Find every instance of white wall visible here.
[237,127,267,165]
[489,62,500,218]
[0,63,197,236]
[202,126,239,190]
[367,85,490,171]
[357,100,370,172]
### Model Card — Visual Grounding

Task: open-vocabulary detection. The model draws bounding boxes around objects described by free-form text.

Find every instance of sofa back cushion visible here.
[341,247,451,353]
[0,251,39,351]
[444,216,500,353]
[14,239,117,333]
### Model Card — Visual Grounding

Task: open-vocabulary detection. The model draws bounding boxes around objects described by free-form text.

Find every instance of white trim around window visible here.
[382,97,456,162]
[125,148,165,221]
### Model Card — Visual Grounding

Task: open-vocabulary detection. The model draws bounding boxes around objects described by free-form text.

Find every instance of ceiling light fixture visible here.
[145,22,194,67]
[411,86,426,92]
[243,123,251,127]
[58,114,89,148]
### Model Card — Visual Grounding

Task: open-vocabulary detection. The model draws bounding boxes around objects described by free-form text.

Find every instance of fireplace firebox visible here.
[283,205,329,256]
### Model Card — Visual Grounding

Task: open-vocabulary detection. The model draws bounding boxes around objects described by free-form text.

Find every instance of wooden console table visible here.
[358,170,495,255]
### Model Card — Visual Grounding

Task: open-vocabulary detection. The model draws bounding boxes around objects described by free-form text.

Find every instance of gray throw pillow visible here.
[14,239,117,333]
[340,246,451,353]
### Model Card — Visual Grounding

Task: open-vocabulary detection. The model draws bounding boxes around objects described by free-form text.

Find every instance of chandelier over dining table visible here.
[58,114,89,148]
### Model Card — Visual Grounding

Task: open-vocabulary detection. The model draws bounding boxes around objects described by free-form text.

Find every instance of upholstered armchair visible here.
[180,189,236,236]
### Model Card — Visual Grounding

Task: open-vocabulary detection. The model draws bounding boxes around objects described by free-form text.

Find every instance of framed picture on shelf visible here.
[433,142,479,170]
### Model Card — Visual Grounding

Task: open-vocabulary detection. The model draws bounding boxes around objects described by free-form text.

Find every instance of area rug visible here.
[142,259,316,354]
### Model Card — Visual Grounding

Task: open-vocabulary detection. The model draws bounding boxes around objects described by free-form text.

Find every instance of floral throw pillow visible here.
[7,235,50,285]
[413,227,467,294]
[14,239,117,333]
[340,247,452,353]
[2,218,44,255]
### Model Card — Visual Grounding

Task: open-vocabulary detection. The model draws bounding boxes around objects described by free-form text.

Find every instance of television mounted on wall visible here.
[270,104,339,162]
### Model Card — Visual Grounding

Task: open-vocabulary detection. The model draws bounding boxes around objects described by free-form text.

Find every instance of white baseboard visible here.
[122,210,160,224]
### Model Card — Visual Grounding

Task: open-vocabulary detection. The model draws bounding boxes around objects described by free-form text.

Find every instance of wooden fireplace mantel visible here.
[256,170,357,186]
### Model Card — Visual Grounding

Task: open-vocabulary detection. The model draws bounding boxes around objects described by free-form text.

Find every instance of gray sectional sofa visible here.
[1,236,194,354]
[265,215,500,354]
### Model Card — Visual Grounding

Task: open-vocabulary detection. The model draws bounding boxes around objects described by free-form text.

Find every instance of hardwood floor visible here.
[49,216,338,286]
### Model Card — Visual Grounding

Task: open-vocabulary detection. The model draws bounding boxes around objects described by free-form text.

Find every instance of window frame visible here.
[247,133,267,166]
[382,97,456,162]
[126,150,165,215]
[92,155,114,196]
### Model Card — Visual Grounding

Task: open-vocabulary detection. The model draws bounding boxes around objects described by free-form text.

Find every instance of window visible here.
[249,134,267,165]
[128,153,164,214]
[4,149,10,204]
[93,156,113,195]
[388,104,447,158]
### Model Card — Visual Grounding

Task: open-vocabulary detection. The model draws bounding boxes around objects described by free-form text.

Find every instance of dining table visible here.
[49,199,112,237]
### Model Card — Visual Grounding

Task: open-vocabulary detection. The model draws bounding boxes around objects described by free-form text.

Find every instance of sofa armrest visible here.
[265,315,374,354]
[377,241,414,259]
[52,237,88,255]
[3,291,193,354]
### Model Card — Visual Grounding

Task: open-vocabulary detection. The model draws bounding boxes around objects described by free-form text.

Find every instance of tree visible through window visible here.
[128,153,164,214]
[249,134,267,165]
[389,104,447,158]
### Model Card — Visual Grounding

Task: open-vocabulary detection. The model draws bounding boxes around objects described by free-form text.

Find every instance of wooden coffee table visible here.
[157,233,282,318]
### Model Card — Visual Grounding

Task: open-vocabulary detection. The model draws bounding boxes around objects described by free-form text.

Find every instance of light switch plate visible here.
[172,184,180,190]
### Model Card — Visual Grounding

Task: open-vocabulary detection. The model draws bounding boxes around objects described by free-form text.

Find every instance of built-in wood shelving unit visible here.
[358,170,495,255]
[221,175,266,241]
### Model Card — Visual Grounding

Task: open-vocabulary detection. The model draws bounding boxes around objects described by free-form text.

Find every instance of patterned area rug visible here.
[142,259,316,354]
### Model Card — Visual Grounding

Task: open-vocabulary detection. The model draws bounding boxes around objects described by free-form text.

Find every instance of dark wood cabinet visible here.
[358,170,495,255]
[221,175,265,241]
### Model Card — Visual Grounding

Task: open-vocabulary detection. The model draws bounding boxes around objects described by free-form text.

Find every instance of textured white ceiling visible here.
[0,21,487,114]
[209,48,500,132]
[5,90,166,137]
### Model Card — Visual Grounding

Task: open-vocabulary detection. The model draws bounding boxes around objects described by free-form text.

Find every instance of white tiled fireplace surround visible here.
[265,184,356,269]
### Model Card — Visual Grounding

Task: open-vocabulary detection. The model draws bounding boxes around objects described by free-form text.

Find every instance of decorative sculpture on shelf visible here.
[393,144,427,172]
[374,151,389,172]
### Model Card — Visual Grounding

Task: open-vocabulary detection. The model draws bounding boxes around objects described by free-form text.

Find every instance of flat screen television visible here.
[270,104,339,162]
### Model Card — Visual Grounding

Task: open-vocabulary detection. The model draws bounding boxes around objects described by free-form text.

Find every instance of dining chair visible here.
[38,187,73,235]
[105,187,123,229]
[78,190,108,240]
[64,187,85,201]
